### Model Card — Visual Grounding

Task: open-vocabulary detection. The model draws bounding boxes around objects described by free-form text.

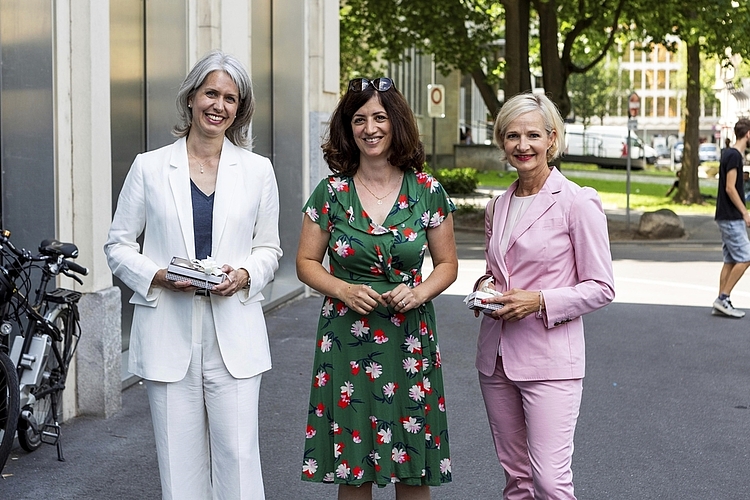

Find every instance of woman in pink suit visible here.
[474,93,615,499]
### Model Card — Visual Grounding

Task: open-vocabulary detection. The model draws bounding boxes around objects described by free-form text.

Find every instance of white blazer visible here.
[105,137,282,382]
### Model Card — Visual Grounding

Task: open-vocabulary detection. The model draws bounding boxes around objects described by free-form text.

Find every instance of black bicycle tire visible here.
[17,308,72,453]
[0,350,20,471]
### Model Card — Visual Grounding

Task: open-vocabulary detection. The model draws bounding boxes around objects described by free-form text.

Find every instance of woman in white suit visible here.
[105,50,282,500]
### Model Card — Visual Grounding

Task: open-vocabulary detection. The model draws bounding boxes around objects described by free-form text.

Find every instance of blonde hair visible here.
[493,92,565,162]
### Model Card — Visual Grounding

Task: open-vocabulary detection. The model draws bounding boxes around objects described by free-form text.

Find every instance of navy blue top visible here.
[191,180,214,259]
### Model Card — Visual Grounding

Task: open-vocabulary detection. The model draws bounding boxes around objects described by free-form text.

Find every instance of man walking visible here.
[714,118,750,318]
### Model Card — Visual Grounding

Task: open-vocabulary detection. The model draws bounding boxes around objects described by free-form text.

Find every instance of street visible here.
[2,228,750,499]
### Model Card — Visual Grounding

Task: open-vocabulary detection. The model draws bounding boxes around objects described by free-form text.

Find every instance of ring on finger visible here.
[399,300,406,307]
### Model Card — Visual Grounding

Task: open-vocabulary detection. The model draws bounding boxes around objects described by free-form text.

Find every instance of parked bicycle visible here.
[0,229,87,471]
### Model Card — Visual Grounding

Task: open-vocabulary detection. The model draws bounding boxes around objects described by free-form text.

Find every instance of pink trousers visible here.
[478,356,582,500]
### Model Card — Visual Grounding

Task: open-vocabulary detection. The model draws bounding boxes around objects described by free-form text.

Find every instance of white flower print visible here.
[365,362,383,381]
[321,299,334,318]
[369,450,381,462]
[333,239,354,258]
[323,472,335,482]
[336,462,351,479]
[404,335,422,354]
[302,458,318,476]
[319,334,332,352]
[377,427,392,444]
[305,206,319,222]
[383,382,398,398]
[409,384,425,402]
[350,319,369,338]
[401,416,422,434]
[402,357,421,375]
[429,208,445,227]
[420,211,431,227]
[334,441,345,458]
[392,447,409,463]
[422,376,432,394]
[340,381,354,397]
[330,177,349,192]
[440,458,452,474]
[346,206,355,223]
[315,370,329,388]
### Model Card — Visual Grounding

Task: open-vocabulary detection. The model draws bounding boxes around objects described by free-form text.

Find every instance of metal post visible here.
[626,128,632,227]
[432,118,437,170]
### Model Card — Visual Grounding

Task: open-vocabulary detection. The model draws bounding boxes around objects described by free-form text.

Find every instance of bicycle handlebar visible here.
[64,260,88,277]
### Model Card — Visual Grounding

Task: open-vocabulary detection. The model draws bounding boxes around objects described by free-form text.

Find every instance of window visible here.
[657,70,666,89]
[633,70,643,89]
[656,97,665,116]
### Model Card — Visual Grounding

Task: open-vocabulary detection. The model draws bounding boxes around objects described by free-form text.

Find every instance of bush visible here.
[434,167,479,195]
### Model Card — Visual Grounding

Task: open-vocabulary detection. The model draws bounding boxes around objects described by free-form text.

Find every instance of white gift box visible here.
[464,290,503,315]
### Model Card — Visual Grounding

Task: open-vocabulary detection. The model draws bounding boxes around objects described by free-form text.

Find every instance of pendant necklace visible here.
[356,173,403,205]
[188,148,221,174]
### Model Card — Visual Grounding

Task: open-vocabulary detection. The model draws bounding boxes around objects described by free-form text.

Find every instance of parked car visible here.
[698,143,720,163]
[643,144,658,164]
[673,141,684,163]
[654,144,670,159]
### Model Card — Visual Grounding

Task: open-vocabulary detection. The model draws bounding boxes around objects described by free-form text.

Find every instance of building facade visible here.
[0,0,339,420]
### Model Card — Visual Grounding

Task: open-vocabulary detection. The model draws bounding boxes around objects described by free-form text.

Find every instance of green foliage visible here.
[434,168,479,195]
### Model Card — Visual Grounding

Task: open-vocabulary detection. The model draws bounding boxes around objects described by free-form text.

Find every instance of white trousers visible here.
[146,295,265,500]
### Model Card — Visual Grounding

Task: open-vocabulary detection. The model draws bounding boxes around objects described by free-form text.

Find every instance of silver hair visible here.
[173,50,254,148]
[493,92,565,162]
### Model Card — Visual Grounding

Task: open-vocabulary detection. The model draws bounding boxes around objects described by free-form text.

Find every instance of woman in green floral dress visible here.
[297,78,458,499]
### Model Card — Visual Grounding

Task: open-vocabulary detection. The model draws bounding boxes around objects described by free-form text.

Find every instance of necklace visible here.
[188,147,221,174]
[356,173,403,205]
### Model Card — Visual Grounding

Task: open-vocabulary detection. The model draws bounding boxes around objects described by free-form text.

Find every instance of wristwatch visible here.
[241,268,251,288]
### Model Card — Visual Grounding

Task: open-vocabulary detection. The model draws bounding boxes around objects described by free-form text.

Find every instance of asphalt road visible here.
[2,227,750,499]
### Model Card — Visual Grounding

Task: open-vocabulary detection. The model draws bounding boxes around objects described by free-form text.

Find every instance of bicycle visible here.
[0,229,88,471]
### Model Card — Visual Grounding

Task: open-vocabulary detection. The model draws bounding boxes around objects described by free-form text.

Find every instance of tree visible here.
[339,0,633,119]
[633,0,750,204]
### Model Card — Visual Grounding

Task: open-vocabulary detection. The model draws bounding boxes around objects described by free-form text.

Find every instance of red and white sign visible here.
[628,92,640,118]
[428,84,445,118]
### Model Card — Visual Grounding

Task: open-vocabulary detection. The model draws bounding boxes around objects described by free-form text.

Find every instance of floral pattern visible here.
[300,171,455,488]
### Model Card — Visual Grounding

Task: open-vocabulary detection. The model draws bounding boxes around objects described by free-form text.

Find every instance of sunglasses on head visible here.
[347,77,395,93]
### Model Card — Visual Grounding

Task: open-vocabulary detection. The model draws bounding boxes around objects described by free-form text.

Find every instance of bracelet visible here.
[536,291,544,319]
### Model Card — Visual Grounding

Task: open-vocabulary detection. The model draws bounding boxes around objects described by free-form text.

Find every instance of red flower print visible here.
[314,370,330,388]
[353,466,365,479]
[402,227,418,241]
[373,329,389,344]
[306,425,316,439]
[439,396,446,412]
[334,441,345,458]
[390,313,406,326]
[333,239,355,258]
[370,415,378,428]
[351,430,362,443]
[315,403,325,417]
[336,302,349,316]
[322,201,330,214]
[397,194,408,209]
[350,361,360,375]
[330,177,349,192]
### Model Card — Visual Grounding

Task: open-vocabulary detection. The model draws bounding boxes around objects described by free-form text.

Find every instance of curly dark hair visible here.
[322,81,424,176]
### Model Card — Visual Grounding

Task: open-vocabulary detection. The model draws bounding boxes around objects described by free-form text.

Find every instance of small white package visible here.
[464,289,503,315]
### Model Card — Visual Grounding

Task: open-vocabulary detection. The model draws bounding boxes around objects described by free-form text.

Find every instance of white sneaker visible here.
[713,297,745,318]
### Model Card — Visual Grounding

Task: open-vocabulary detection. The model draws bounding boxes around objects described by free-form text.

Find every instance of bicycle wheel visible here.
[0,349,20,471]
[17,308,72,452]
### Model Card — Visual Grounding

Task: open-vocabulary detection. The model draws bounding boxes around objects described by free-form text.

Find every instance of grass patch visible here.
[475,168,716,215]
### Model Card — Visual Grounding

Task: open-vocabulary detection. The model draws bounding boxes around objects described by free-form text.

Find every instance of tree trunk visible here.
[470,68,501,119]
[502,0,531,99]
[535,0,571,118]
[675,42,703,204]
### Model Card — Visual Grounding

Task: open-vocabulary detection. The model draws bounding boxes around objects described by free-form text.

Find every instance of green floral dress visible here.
[300,171,455,488]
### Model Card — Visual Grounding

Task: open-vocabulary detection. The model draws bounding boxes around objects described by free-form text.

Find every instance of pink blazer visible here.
[476,167,615,381]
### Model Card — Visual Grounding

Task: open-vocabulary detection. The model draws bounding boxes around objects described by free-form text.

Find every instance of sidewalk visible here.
[4,226,750,499]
